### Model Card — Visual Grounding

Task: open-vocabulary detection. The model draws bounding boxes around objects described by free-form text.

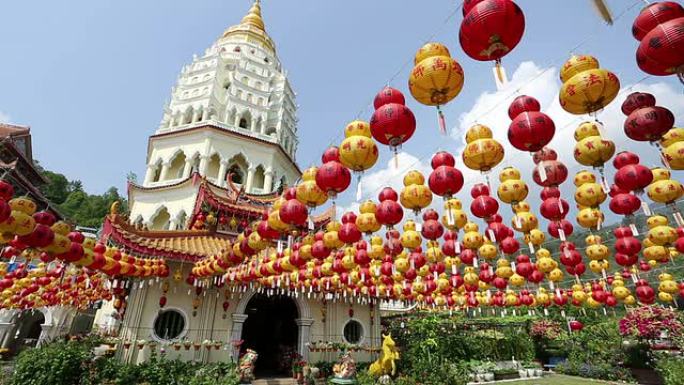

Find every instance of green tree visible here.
[36,163,126,229]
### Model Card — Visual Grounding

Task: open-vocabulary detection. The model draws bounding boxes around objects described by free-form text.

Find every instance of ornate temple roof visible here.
[101,213,232,263]
[112,174,334,262]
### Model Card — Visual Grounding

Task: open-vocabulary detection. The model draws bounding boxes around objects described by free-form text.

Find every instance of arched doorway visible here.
[241,294,299,377]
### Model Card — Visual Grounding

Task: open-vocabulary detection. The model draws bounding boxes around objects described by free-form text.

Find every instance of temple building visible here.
[97,1,380,376]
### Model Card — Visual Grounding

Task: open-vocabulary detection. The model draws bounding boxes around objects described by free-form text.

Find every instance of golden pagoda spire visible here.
[240,0,265,31]
[220,0,274,52]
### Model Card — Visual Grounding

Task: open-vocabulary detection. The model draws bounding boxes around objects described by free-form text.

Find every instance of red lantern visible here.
[540,198,569,221]
[633,2,684,82]
[532,148,568,187]
[370,87,416,150]
[507,95,555,153]
[471,195,499,220]
[609,192,641,216]
[159,295,167,308]
[316,160,351,198]
[459,0,525,70]
[508,95,541,120]
[279,198,308,227]
[569,320,584,332]
[428,151,464,198]
[621,92,656,115]
[548,219,573,239]
[376,188,403,228]
[421,210,444,240]
[322,146,341,163]
[623,104,675,142]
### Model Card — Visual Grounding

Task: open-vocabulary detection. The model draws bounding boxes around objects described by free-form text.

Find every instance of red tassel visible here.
[437,106,446,135]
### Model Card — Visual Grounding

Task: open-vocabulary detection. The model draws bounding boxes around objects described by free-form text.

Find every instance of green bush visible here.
[555,320,633,382]
[11,338,96,385]
[656,356,684,385]
[10,338,238,385]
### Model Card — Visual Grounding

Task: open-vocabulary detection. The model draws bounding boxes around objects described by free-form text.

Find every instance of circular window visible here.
[153,309,186,341]
[343,320,364,344]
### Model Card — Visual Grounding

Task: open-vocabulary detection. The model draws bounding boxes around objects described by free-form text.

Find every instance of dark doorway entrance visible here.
[241,294,299,377]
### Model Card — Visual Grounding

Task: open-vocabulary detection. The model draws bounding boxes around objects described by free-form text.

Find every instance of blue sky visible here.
[0,0,681,221]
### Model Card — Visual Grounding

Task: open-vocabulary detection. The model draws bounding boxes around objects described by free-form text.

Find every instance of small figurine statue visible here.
[330,351,357,384]
[369,334,400,378]
[238,349,258,383]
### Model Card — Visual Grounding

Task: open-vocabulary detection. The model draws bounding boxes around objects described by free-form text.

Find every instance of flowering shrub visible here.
[619,306,684,340]
[529,320,565,341]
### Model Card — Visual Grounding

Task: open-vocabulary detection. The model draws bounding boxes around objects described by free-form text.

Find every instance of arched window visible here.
[150,207,171,230]
[343,320,364,344]
[252,166,265,191]
[176,212,187,230]
[228,165,244,184]
[166,152,186,180]
[205,154,221,180]
[233,46,241,52]
[239,118,248,129]
[266,127,277,137]
[153,309,186,341]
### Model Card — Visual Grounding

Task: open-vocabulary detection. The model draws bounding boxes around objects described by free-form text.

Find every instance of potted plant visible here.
[183,340,192,350]
[192,341,201,351]
[494,368,520,381]
[123,340,131,350]
[213,340,223,350]
[172,341,182,351]
[136,339,146,350]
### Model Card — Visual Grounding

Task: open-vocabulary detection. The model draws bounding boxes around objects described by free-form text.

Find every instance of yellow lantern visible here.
[400,170,432,214]
[573,122,616,168]
[661,127,684,170]
[400,220,422,250]
[559,55,620,115]
[574,171,606,208]
[296,167,328,208]
[441,198,468,230]
[356,200,381,234]
[339,120,379,173]
[478,242,497,261]
[462,222,484,250]
[497,167,528,205]
[648,168,683,205]
[409,42,465,134]
[462,124,504,172]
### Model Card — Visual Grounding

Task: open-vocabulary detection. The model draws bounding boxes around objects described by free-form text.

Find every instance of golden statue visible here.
[369,334,400,377]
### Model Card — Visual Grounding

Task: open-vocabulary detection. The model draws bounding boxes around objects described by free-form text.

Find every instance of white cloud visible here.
[0,111,10,123]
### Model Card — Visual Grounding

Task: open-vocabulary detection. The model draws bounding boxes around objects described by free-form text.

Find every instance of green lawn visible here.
[501,374,621,385]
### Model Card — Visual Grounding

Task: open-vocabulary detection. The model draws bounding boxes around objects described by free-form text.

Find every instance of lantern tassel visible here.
[493,60,508,89]
[437,106,447,135]
[591,0,613,25]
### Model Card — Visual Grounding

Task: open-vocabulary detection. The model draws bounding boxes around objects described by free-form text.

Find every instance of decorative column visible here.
[202,108,209,121]
[250,117,258,133]
[234,114,241,128]
[217,160,229,187]
[245,166,256,192]
[182,159,193,179]
[230,314,248,362]
[263,169,274,193]
[159,161,171,181]
[198,155,209,176]
[295,318,315,361]
[260,119,266,135]
[143,164,157,184]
